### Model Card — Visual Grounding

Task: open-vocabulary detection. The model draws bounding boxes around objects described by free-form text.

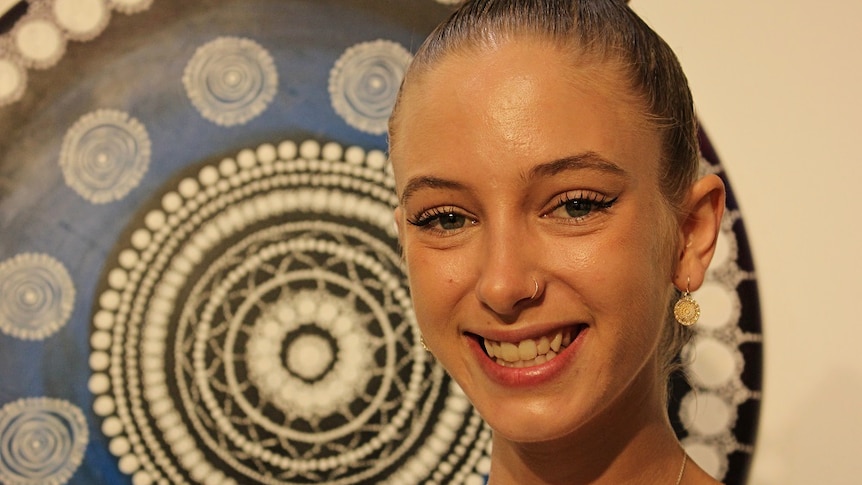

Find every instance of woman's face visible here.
[390,39,679,443]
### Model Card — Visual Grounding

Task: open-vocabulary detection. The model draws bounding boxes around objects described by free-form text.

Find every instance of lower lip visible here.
[470,327,587,387]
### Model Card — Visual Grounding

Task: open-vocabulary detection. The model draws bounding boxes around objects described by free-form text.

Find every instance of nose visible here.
[474,228,541,318]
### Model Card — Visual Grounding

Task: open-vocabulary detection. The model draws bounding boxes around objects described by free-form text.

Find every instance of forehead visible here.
[389,38,661,191]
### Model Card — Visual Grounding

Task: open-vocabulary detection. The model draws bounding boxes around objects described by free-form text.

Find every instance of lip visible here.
[467,324,588,387]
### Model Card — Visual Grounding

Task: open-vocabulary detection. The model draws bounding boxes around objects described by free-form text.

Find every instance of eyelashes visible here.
[406,190,618,234]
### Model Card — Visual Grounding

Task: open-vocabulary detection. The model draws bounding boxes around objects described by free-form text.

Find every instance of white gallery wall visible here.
[630,1,862,484]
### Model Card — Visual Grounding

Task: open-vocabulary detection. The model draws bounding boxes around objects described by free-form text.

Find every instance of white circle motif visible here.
[183,37,278,126]
[59,109,151,204]
[91,139,491,484]
[0,253,75,340]
[0,58,26,105]
[329,40,413,135]
[53,0,110,41]
[13,19,66,68]
[0,398,88,485]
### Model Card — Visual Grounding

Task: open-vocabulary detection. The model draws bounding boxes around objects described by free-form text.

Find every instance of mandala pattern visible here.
[0,253,76,341]
[59,109,151,204]
[183,37,279,126]
[0,398,89,485]
[329,40,413,135]
[89,139,493,484]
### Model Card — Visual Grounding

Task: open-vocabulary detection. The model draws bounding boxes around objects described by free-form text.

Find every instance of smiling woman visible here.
[388,1,726,484]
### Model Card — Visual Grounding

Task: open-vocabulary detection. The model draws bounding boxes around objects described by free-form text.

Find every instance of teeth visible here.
[483,328,575,367]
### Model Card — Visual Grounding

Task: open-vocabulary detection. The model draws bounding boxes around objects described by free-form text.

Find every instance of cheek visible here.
[403,250,462,332]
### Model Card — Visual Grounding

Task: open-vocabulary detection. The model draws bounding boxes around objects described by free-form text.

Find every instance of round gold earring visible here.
[673,277,701,327]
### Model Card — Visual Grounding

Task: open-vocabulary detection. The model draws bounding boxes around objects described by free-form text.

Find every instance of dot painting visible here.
[0,2,761,484]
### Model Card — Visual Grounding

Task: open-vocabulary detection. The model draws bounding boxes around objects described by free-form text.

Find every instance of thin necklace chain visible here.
[675,453,687,485]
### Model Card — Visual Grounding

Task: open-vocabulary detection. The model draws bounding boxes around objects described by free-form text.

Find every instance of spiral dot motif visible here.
[0,398,88,485]
[0,253,75,341]
[90,139,492,484]
[183,36,278,126]
[59,109,151,204]
[329,40,412,135]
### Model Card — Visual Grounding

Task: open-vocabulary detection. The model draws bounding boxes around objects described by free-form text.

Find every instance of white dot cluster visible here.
[0,0,152,106]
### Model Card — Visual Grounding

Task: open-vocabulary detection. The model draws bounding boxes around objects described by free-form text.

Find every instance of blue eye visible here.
[552,192,618,220]
[408,208,470,231]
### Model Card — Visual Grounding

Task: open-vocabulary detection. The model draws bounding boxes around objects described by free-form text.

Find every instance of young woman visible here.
[388,0,726,483]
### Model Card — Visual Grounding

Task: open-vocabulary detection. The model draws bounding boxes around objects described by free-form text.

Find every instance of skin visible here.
[390,37,724,484]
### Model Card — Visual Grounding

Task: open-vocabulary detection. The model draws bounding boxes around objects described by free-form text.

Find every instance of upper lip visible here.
[465,322,586,344]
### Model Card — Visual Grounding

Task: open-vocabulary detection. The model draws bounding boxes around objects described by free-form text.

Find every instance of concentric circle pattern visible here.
[329,40,412,135]
[89,139,492,484]
[183,36,279,126]
[59,109,152,204]
[0,253,75,341]
[0,398,89,485]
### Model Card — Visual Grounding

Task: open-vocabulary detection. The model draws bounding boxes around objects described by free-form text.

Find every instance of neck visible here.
[487,366,684,484]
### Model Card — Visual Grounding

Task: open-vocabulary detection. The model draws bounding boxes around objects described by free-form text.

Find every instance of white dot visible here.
[278,140,297,160]
[94,395,116,415]
[344,146,365,165]
[118,454,141,474]
[236,149,256,168]
[109,436,131,456]
[688,337,738,388]
[88,373,111,393]
[299,139,320,159]
[321,142,343,161]
[256,143,277,163]
[15,20,64,63]
[366,149,387,169]
[101,416,123,437]
[287,334,333,380]
[54,0,107,36]
[144,210,166,231]
[219,158,238,176]
[99,290,121,310]
[199,165,220,186]
[90,351,110,371]
[178,178,199,198]
[130,229,152,249]
[697,282,737,329]
[0,59,23,99]
[682,392,733,436]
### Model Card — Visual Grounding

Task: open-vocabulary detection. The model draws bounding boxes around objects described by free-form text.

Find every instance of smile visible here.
[480,325,585,368]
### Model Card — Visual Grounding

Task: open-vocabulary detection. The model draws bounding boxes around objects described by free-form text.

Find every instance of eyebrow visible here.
[398,151,628,206]
[399,176,467,206]
[527,151,629,181]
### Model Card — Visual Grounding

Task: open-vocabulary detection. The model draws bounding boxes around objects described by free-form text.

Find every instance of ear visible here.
[673,174,726,292]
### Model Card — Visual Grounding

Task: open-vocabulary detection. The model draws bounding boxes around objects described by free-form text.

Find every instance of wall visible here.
[630,1,862,484]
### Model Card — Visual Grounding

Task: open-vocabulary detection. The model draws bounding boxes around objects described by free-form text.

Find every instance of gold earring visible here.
[673,277,700,327]
[420,335,430,351]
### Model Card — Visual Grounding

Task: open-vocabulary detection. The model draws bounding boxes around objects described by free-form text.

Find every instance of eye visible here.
[407,207,474,232]
[548,192,618,221]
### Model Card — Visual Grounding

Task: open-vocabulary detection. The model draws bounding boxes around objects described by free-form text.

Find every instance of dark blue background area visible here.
[0,1,450,483]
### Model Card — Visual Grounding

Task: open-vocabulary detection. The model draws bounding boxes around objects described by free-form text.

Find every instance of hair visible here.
[389,0,699,386]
